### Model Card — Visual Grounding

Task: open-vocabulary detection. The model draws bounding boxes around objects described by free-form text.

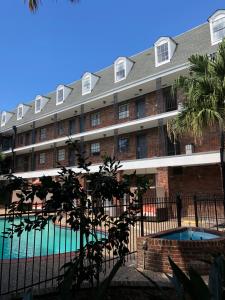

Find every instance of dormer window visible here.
[17,105,23,120]
[35,95,49,114]
[57,88,64,104]
[157,43,169,64]
[1,111,13,127]
[114,57,134,83]
[56,85,72,105]
[82,75,91,95]
[1,112,6,127]
[35,98,41,113]
[209,10,225,45]
[115,60,126,81]
[154,37,176,67]
[82,72,99,96]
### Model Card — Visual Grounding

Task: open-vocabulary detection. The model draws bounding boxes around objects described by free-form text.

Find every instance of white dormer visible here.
[35,95,49,113]
[17,104,30,120]
[154,37,176,67]
[114,57,134,83]
[56,85,72,105]
[1,111,13,127]
[208,10,225,45]
[82,72,99,95]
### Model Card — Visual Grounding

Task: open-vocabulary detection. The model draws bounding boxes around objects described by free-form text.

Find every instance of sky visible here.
[0,0,224,111]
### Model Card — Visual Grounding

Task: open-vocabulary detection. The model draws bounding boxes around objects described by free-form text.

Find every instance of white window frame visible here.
[91,112,100,127]
[82,74,91,95]
[118,137,129,153]
[115,59,126,82]
[209,11,225,45]
[58,149,66,161]
[118,103,129,119]
[155,41,170,67]
[1,112,6,127]
[39,153,46,164]
[56,87,64,105]
[35,97,42,113]
[91,143,100,155]
[40,127,47,141]
[17,105,24,120]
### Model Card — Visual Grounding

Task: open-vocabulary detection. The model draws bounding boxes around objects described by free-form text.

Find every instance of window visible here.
[115,60,126,82]
[57,88,64,104]
[18,134,24,145]
[212,17,225,43]
[91,143,100,155]
[35,98,41,113]
[1,112,6,126]
[69,119,76,135]
[58,149,65,161]
[154,37,176,67]
[157,43,169,64]
[82,75,91,94]
[40,128,47,141]
[91,112,100,127]
[17,105,23,120]
[118,137,129,152]
[118,104,129,119]
[39,153,46,164]
[58,121,64,135]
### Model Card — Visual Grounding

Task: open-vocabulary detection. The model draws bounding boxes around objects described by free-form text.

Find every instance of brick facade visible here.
[137,228,225,274]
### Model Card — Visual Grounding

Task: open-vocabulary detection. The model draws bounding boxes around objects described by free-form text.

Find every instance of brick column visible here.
[156,167,170,197]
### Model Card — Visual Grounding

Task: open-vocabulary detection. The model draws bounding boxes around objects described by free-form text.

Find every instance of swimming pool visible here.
[0,217,104,260]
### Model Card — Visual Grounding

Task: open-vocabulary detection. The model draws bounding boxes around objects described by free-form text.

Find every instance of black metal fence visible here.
[0,194,224,298]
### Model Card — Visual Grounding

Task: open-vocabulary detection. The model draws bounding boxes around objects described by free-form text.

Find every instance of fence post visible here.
[193,195,199,227]
[176,194,182,227]
[140,195,144,237]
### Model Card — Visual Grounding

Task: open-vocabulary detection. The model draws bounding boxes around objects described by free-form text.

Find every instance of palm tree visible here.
[27,0,79,12]
[168,39,225,198]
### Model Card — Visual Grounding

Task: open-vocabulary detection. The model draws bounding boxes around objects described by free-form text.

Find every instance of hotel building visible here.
[0,10,225,197]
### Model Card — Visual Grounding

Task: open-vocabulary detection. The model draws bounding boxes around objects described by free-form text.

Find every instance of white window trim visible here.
[39,153,46,164]
[82,74,92,95]
[17,105,24,120]
[1,112,6,127]
[56,87,65,105]
[91,142,100,155]
[118,103,129,119]
[58,149,66,161]
[155,40,170,67]
[91,112,100,127]
[114,59,126,83]
[209,11,225,45]
[35,97,42,113]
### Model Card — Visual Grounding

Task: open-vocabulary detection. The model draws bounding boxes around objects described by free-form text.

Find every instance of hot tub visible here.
[137,227,225,274]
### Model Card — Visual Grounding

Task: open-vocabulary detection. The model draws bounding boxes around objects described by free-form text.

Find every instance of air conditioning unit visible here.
[185,144,194,155]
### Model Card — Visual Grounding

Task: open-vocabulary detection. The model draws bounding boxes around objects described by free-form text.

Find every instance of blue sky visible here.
[0,0,224,111]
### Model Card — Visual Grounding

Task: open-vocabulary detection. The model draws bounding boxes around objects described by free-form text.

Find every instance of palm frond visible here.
[169,40,225,142]
[27,0,79,12]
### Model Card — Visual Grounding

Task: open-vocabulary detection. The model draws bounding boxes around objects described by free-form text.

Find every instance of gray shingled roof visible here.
[0,22,218,132]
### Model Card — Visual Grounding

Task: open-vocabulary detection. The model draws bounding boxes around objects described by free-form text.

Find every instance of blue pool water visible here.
[159,229,219,241]
[0,217,104,259]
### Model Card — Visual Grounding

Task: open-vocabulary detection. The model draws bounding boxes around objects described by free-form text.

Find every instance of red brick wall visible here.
[137,228,225,274]
[168,165,222,196]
